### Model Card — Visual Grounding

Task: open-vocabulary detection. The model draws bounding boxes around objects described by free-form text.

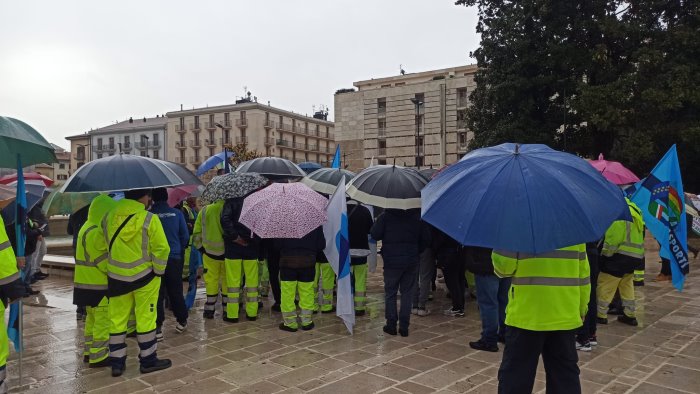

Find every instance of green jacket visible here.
[192,200,225,258]
[492,244,590,331]
[101,198,169,282]
[0,215,23,306]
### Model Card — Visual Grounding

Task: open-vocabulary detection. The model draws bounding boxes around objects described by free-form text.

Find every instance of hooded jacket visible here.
[150,201,189,259]
[102,198,170,296]
[73,194,115,306]
[600,200,645,277]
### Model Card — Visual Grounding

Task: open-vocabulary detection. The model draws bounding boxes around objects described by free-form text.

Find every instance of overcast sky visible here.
[0,1,479,150]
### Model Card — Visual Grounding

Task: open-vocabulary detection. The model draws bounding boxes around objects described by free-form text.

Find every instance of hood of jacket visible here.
[107,198,147,242]
[87,194,117,226]
[627,199,645,234]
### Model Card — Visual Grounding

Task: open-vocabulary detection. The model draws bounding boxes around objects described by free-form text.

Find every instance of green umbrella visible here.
[42,189,99,216]
[0,116,57,168]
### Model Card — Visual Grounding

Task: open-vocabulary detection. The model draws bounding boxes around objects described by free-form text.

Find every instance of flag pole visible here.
[15,155,25,388]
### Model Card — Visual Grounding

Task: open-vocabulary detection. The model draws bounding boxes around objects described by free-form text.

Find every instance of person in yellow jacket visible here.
[597,199,645,327]
[101,189,171,377]
[73,195,115,368]
[492,244,590,394]
[0,215,26,394]
[192,199,227,319]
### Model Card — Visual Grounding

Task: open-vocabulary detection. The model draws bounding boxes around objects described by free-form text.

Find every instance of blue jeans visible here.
[475,274,511,345]
[384,264,418,330]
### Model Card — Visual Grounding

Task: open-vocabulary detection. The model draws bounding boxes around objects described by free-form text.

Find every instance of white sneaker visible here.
[416,307,430,317]
[175,322,187,333]
[576,341,592,352]
[411,308,419,315]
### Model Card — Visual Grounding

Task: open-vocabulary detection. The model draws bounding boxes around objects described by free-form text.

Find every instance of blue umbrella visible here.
[421,143,630,254]
[196,151,235,176]
[2,182,45,224]
[298,161,322,175]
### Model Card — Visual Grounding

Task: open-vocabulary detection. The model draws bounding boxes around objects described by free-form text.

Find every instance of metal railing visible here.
[205,139,217,147]
[264,137,275,145]
[190,140,201,148]
[236,136,248,144]
[235,118,248,128]
[189,156,202,164]
[276,139,290,147]
[190,123,201,131]
[175,157,186,164]
[219,137,231,145]
[264,120,275,129]
[175,124,187,133]
[175,141,187,149]
[378,147,386,155]
[205,122,217,130]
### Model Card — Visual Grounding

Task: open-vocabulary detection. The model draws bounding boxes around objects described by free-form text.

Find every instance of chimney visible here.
[143,117,147,122]
[129,117,133,123]
[180,104,183,111]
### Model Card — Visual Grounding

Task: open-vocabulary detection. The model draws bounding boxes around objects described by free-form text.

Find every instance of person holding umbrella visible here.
[102,188,171,377]
[150,188,189,337]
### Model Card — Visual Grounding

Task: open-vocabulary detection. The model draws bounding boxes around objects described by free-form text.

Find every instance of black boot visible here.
[140,358,172,374]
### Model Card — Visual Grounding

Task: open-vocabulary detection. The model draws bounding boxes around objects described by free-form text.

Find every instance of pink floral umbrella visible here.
[589,154,640,185]
[240,182,328,238]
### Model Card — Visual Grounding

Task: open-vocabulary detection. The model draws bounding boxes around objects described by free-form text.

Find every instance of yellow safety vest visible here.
[602,200,645,260]
[74,195,115,291]
[193,200,225,257]
[0,215,20,287]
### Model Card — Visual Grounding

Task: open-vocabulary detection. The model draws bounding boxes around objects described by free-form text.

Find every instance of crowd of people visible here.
[0,180,654,393]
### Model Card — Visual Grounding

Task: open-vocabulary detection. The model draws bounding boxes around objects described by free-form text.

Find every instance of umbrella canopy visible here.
[589,153,640,185]
[2,181,46,223]
[301,168,355,195]
[346,165,427,209]
[418,168,438,180]
[59,154,184,193]
[167,185,204,208]
[201,172,269,204]
[42,190,99,216]
[240,182,328,238]
[236,157,306,181]
[298,162,323,174]
[0,185,16,210]
[422,143,630,254]
[0,172,54,187]
[0,116,57,168]
[195,151,235,176]
[156,159,204,187]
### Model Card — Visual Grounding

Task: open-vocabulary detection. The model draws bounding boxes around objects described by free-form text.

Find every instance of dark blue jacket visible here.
[221,197,260,260]
[150,202,189,259]
[370,209,430,268]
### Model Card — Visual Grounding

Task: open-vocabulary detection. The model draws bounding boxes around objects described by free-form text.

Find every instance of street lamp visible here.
[410,98,424,169]
[215,123,230,174]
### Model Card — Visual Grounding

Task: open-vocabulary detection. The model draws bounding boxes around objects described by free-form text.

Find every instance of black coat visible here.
[221,197,260,260]
[370,209,430,268]
[348,202,373,251]
[274,226,326,268]
[464,246,494,276]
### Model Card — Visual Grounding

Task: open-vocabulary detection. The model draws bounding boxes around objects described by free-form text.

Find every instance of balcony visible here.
[205,122,217,130]
[219,137,231,146]
[189,123,201,131]
[189,156,202,164]
[122,143,132,152]
[222,120,232,129]
[378,147,387,156]
[205,139,217,147]
[264,137,275,146]
[264,120,275,130]
[104,145,116,153]
[151,139,161,148]
[378,128,386,137]
[174,157,187,164]
[175,141,187,150]
[307,144,318,151]
[175,125,187,134]
[276,139,291,147]
[378,107,386,118]
[189,140,201,148]
[294,142,306,150]
[136,141,149,150]
[277,123,292,132]
[73,154,86,161]
[236,136,248,144]
[235,118,248,129]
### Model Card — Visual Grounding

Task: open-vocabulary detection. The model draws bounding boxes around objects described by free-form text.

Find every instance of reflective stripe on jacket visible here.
[0,215,19,286]
[192,201,225,257]
[602,199,645,260]
[492,244,591,331]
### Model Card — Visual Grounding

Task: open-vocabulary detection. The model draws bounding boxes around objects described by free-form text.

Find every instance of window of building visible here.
[378,158,387,165]
[124,136,130,147]
[378,140,386,149]
[77,146,85,159]
[240,111,246,119]
[224,112,230,126]
[109,137,114,149]
[153,150,159,159]
[97,138,103,149]
[97,153,103,159]
[194,115,200,129]
[381,84,392,88]
[180,152,185,163]
[59,163,65,169]
[265,112,270,122]
[153,133,159,146]
[179,117,185,129]
[459,132,468,146]
[415,116,423,135]
[209,114,215,125]
[395,82,405,87]
[457,109,468,130]
[457,88,468,107]
[377,98,386,115]
[416,135,424,156]
[140,151,147,157]
[378,119,386,136]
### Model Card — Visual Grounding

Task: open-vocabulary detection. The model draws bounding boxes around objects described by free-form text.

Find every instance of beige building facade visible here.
[65,133,90,172]
[334,65,477,172]
[165,101,335,173]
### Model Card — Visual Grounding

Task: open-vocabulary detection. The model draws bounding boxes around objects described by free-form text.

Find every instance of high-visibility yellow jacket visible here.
[602,199,645,260]
[0,215,22,305]
[192,200,225,258]
[101,198,169,282]
[492,244,590,331]
[73,195,115,305]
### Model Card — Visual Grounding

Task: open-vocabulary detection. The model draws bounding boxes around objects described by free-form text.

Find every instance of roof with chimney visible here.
[87,116,167,135]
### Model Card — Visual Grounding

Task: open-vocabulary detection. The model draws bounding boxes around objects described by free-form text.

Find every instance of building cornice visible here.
[166,102,335,126]
[353,64,478,88]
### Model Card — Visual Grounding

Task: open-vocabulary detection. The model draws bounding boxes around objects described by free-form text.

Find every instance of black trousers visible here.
[577,251,599,342]
[156,257,188,326]
[267,253,282,306]
[442,254,466,310]
[498,326,581,394]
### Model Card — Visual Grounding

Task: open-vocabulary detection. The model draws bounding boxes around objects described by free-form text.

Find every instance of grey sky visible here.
[0,1,479,150]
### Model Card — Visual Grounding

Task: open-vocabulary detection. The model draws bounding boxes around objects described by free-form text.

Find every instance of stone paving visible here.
[5,246,700,393]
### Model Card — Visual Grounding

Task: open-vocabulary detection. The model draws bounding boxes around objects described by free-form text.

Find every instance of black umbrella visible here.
[419,168,438,180]
[301,168,355,195]
[59,154,184,193]
[156,159,204,187]
[236,157,306,181]
[346,165,427,209]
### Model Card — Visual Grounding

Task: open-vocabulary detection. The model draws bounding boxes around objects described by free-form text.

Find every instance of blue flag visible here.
[630,145,688,291]
[8,156,26,351]
[331,145,341,169]
[323,176,354,334]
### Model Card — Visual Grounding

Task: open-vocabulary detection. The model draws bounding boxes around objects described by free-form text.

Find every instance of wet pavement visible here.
[5,245,700,394]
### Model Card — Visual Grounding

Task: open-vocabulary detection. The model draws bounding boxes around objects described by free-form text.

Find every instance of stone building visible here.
[165,99,335,173]
[334,64,477,171]
[34,144,72,184]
